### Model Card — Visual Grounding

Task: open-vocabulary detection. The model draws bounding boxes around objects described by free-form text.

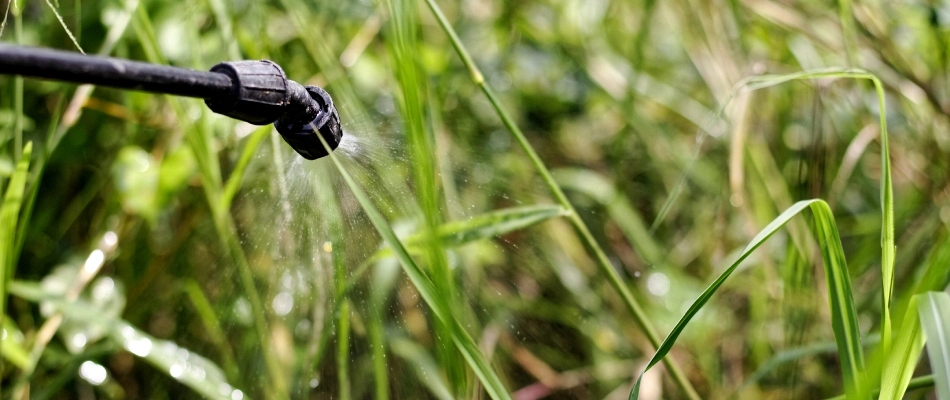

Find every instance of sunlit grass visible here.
[2,0,950,399]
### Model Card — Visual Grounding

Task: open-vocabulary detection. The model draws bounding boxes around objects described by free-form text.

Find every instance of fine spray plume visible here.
[0,45,344,160]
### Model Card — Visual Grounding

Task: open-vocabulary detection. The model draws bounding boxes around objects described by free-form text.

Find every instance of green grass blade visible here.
[181,280,240,382]
[1,316,28,369]
[0,142,31,273]
[630,199,813,399]
[349,205,566,300]
[872,74,896,363]
[433,205,568,246]
[336,300,352,400]
[220,126,271,211]
[382,0,464,390]
[879,296,924,399]
[314,130,512,399]
[873,234,950,398]
[738,334,881,396]
[327,183,352,400]
[649,68,895,364]
[390,337,455,400]
[630,199,866,399]
[810,201,866,398]
[367,271,393,400]
[370,205,567,261]
[365,252,402,400]
[825,375,936,400]
[910,233,950,296]
[743,72,894,358]
[918,292,950,400]
[0,142,32,373]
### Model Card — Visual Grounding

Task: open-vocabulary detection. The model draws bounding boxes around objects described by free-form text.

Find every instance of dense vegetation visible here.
[2,0,950,398]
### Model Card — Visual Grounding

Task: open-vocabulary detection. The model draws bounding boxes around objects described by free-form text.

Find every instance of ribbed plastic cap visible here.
[204,60,291,125]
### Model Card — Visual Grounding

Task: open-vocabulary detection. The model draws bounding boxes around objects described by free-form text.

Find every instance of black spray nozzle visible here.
[204,60,343,160]
[274,86,342,160]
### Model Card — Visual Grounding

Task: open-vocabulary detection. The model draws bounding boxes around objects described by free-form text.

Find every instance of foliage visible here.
[2,0,950,398]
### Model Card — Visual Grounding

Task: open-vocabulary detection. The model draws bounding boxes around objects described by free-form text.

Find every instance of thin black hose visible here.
[0,45,232,98]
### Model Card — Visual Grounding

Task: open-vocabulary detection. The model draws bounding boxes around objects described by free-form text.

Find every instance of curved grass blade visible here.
[369,205,568,261]
[630,200,866,399]
[758,71,896,360]
[434,205,568,245]
[649,69,895,361]
[918,292,950,400]
[314,129,512,400]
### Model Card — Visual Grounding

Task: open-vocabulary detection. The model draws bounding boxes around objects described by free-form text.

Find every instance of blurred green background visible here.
[1,0,950,398]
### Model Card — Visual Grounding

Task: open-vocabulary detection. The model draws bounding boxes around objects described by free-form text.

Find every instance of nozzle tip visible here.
[275,86,343,160]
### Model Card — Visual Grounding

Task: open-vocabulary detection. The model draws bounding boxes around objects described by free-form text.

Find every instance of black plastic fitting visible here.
[204,60,343,159]
[204,61,313,125]
[274,86,343,160]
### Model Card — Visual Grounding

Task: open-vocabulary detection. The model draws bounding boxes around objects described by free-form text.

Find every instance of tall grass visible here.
[630,69,895,399]
[3,0,950,399]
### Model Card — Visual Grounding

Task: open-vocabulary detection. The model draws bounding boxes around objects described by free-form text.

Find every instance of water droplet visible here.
[79,361,107,385]
[124,335,152,357]
[169,363,184,379]
[71,333,88,349]
[102,231,118,250]
[176,348,190,361]
[647,273,671,297]
[83,250,105,274]
[272,292,294,316]
[218,383,233,396]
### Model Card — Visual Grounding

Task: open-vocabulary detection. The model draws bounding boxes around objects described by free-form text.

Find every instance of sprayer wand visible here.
[0,44,342,160]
